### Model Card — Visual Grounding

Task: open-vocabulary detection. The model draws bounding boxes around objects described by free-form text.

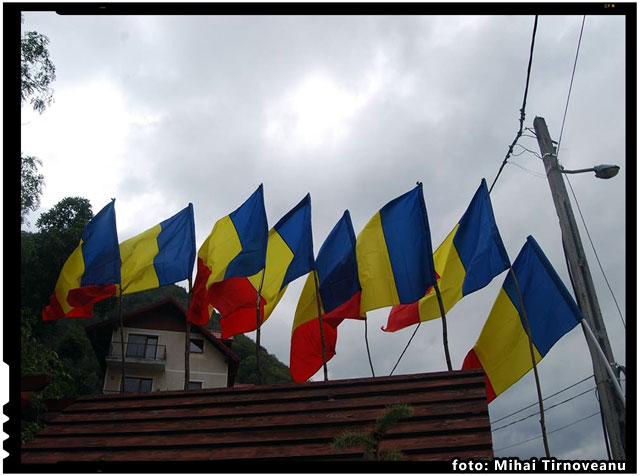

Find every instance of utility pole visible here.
[533,116,626,460]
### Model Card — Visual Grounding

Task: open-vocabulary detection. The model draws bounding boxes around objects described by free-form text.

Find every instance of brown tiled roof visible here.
[21,369,492,463]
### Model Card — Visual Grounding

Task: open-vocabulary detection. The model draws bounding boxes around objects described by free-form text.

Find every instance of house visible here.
[20,369,493,463]
[85,298,240,393]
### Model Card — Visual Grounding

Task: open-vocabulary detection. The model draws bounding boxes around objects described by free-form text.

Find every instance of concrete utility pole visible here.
[533,116,626,460]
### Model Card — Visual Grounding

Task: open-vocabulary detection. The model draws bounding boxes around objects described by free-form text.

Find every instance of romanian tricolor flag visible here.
[384,179,510,332]
[462,235,583,402]
[356,183,436,313]
[42,200,121,321]
[119,204,196,295]
[187,185,268,327]
[290,210,364,383]
[214,193,315,339]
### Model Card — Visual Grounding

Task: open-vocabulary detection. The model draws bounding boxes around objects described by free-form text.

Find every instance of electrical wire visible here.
[492,386,596,432]
[494,411,601,453]
[488,15,538,194]
[492,374,593,424]
[556,15,586,158]
[564,174,626,329]
[507,161,547,179]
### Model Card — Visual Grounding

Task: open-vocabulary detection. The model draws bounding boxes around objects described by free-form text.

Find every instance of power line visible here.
[565,175,626,329]
[507,161,546,179]
[556,15,586,157]
[494,411,601,453]
[492,386,596,432]
[492,374,594,424]
[488,15,538,194]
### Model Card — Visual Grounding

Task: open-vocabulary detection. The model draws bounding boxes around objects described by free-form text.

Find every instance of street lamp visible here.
[556,163,621,179]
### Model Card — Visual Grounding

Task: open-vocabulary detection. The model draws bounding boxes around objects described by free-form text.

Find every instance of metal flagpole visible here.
[312,271,329,381]
[255,268,266,385]
[509,265,551,457]
[184,277,193,390]
[580,319,625,407]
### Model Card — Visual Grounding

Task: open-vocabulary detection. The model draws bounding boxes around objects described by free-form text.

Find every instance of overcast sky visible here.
[18,9,628,461]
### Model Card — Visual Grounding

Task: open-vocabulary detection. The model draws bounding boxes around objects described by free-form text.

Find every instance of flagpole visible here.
[184,277,193,390]
[312,271,328,381]
[118,288,126,393]
[509,266,551,458]
[580,319,625,407]
[432,281,453,372]
[255,268,266,385]
[364,319,375,377]
[389,322,421,376]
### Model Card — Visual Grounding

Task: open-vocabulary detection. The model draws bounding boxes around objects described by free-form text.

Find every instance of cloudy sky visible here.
[18,7,628,461]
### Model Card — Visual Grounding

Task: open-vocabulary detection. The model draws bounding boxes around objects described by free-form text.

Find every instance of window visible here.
[126,334,159,359]
[188,381,203,390]
[123,377,153,393]
[189,338,204,353]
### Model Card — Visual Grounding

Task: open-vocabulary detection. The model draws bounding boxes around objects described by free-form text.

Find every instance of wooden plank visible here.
[38,399,488,436]
[24,416,490,450]
[50,387,487,423]
[22,432,493,463]
[67,375,486,412]
[72,370,485,403]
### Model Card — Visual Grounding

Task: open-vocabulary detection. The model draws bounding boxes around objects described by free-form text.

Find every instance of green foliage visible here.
[331,404,414,461]
[21,155,44,224]
[36,196,93,234]
[21,14,56,114]
[228,332,293,385]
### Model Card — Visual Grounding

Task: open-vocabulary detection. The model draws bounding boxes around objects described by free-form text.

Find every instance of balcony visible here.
[106,342,167,371]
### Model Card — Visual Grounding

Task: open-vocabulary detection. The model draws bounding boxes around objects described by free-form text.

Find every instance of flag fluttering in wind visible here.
[290,210,364,383]
[215,193,315,339]
[119,204,196,295]
[188,185,268,326]
[42,200,121,321]
[384,178,510,332]
[462,235,583,402]
[356,183,436,314]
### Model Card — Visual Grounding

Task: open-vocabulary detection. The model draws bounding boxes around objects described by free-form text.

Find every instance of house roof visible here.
[84,297,239,386]
[21,369,493,463]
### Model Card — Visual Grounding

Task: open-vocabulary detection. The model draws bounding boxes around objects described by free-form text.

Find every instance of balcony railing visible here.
[107,342,167,363]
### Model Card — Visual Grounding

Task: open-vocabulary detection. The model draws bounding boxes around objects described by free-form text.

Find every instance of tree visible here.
[331,404,414,461]
[21,14,56,114]
[21,155,44,224]
[21,14,56,223]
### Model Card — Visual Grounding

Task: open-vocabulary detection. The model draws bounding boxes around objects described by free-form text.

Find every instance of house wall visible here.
[103,326,228,393]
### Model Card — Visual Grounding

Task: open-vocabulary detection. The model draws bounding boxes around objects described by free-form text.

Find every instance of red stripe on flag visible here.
[461,348,497,402]
[322,290,364,328]
[382,301,420,332]
[290,317,338,383]
[43,284,118,321]
[212,277,266,339]
[187,257,214,326]
[382,272,440,332]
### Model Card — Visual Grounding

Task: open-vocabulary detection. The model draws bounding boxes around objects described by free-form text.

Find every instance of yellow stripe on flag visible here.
[247,228,295,322]
[201,215,243,287]
[120,225,161,295]
[356,211,399,313]
[473,287,542,397]
[417,224,466,321]
[53,240,86,314]
[292,271,324,333]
